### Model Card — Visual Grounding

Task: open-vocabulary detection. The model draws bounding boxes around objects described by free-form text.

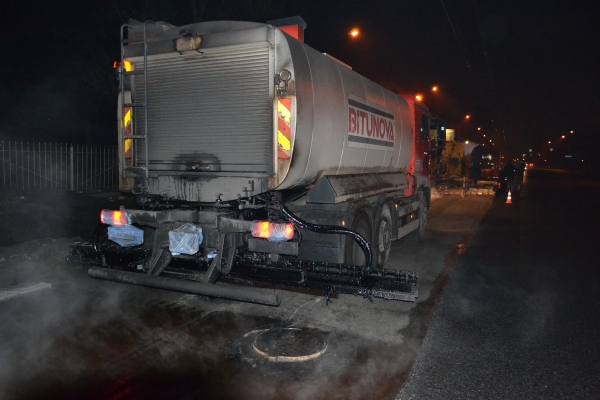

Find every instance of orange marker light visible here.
[285,223,294,239]
[256,221,271,239]
[251,221,294,241]
[100,209,130,227]
[113,61,133,72]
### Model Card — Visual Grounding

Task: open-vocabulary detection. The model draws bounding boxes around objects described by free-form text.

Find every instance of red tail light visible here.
[100,209,131,227]
[251,221,294,242]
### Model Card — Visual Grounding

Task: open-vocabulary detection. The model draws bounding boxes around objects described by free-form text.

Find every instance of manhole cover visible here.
[225,325,355,380]
[252,327,327,362]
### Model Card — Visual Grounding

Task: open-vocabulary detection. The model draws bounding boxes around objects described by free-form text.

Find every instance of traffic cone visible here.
[506,190,512,204]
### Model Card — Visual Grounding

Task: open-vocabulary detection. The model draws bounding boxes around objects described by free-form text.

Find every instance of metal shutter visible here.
[133,45,273,173]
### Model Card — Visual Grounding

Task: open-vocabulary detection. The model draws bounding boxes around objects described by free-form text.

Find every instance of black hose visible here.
[278,204,373,268]
[92,223,108,255]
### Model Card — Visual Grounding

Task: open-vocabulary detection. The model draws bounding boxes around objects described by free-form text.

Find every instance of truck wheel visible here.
[413,191,428,238]
[219,233,238,275]
[345,212,371,267]
[374,204,393,268]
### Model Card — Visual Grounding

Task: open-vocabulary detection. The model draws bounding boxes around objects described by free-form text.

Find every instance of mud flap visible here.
[145,223,174,276]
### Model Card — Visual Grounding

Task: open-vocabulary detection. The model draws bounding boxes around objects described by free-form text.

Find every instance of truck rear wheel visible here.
[345,212,371,267]
[374,204,393,268]
[413,191,428,238]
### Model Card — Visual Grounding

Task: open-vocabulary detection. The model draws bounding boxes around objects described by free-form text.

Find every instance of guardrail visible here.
[0,141,118,193]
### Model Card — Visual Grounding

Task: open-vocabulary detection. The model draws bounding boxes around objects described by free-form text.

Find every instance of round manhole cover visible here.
[252,327,327,362]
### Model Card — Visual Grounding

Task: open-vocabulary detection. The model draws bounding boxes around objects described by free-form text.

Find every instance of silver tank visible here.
[125,21,415,201]
[274,28,414,190]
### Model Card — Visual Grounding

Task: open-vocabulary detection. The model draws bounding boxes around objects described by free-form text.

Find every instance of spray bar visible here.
[88,267,280,306]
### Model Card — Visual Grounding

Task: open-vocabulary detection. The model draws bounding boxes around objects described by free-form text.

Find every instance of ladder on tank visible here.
[118,21,156,191]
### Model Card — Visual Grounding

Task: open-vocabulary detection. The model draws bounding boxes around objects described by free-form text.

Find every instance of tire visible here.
[374,204,393,268]
[413,191,428,238]
[219,233,238,275]
[344,212,371,267]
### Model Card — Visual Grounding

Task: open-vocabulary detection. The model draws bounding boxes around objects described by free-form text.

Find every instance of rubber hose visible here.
[92,223,107,254]
[279,204,373,268]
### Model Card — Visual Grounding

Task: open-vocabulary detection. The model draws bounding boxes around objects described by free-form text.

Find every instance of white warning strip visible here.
[0,282,52,302]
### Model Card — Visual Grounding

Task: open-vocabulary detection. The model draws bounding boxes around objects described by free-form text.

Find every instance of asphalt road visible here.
[0,189,493,400]
[398,169,600,399]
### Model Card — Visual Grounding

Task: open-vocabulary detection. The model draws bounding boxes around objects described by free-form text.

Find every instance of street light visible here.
[327,28,361,54]
[465,115,470,119]
[561,135,566,139]
[432,86,438,92]
[415,94,423,102]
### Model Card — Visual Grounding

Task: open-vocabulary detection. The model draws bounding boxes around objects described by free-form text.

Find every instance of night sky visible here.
[1,0,598,165]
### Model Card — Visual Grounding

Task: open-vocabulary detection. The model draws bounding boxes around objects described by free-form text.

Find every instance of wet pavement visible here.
[0,191,493,399]
[398,169,600,399]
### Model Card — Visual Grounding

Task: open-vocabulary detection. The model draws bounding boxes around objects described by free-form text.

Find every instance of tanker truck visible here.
[74,17,446,306]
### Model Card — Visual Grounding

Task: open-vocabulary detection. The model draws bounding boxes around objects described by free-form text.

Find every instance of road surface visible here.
[399,168,600,399]
[0,189,492,400]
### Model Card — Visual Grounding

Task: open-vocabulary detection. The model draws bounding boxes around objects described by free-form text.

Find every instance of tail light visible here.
[100,209,132,227]
[251,221,294,242]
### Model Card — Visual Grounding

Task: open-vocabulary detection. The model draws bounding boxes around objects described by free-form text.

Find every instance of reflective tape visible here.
[123,107,132,159]
[123,108,131,127]
[278,131,291,151]
[277,99,291,159]
[278,99,291,124]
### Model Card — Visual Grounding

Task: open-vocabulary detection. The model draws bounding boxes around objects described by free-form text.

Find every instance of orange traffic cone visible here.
[506,190,512,204]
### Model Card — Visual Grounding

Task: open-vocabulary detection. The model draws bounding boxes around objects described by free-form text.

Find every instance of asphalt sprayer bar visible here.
[88,267,281,306]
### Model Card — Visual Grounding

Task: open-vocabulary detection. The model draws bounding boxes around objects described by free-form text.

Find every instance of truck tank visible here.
[123,21,414,202]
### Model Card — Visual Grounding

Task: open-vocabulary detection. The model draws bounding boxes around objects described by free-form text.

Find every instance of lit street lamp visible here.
[327,27,361,54]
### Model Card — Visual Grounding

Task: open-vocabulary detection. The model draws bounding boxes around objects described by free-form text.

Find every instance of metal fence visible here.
[0,142,119,192]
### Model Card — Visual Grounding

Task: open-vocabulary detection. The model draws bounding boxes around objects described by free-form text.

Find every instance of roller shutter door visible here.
[133,45,273,173]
